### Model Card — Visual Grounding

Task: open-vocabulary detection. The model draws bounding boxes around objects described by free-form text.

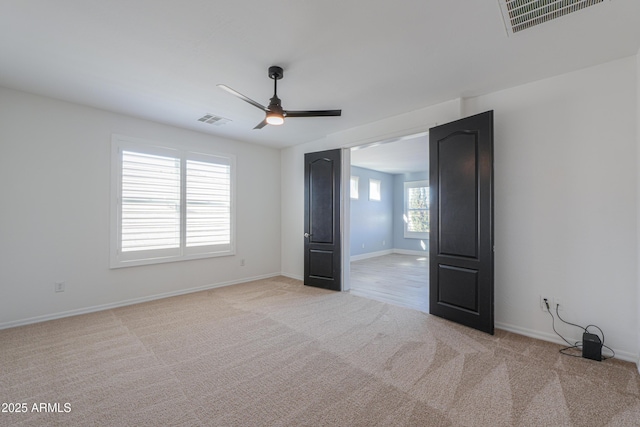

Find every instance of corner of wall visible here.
[636,48,640,374]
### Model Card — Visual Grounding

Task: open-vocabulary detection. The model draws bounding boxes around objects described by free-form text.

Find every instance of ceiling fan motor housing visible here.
[269,97,283,112]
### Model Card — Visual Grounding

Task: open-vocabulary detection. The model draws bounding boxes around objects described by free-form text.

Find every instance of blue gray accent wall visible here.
[349,166,394,257]
[350,167,429,257]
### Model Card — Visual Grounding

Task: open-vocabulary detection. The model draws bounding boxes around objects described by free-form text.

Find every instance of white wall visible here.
[281,56,639,361]
[464,56,638,360]
[0,87,281,327]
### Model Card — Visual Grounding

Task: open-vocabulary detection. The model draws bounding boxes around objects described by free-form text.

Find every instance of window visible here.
[369,179,381,201]
[350,176,359,199]
[403,180,429,239]
[110,135,235,268]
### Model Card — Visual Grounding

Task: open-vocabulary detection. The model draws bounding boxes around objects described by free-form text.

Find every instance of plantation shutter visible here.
[186,155,232,251]
[121,150,181,253]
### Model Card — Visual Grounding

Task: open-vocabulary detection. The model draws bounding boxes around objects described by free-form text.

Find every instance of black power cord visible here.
[543,298,615,360]
[544,299,582,358]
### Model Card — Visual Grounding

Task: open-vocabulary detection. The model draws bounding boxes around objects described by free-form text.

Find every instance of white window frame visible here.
[110,134,236,268]
[369,178,381,201]
[350,176,359,199]
[404,180,429,239]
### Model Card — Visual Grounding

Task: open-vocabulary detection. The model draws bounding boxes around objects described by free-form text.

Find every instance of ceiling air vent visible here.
[499,0,606,35]
[197,114,231,126]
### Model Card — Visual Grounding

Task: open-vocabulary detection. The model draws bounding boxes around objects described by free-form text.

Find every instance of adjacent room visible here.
[1,0,640,425]
[349,135,429,312]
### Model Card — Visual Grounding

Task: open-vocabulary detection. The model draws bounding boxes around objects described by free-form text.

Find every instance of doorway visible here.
[347,133,429,312]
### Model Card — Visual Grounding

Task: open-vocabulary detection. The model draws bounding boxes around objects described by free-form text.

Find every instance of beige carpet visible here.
[1,276,639,426]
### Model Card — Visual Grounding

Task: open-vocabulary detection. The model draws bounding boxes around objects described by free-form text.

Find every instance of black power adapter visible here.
[544,299,613,361]
[582,332,602,361]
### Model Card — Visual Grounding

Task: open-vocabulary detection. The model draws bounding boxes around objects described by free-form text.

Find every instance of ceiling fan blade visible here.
[217,84,268,112]
[253,119,268,130]
[284,110,342,118]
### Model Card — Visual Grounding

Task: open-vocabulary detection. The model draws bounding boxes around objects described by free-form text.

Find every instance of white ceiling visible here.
[351,133,429,174]
[1,1,639,149]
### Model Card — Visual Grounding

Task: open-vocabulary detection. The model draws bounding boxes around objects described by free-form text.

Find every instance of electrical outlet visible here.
[554,297,563,312]
[54,281,65,293]
[240,259,245,267]
[540,295,551,312]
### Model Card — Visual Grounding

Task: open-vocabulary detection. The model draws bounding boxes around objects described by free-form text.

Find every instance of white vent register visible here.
[499,0,606,35]
[197,114,230,126]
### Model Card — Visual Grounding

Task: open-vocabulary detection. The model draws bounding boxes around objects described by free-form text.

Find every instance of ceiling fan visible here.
[218,66,342,129]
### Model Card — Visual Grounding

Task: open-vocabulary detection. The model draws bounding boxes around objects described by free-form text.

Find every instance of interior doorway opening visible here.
[346,132,430,312]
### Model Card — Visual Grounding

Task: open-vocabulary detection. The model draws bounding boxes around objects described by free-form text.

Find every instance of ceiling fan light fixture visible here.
[266,111,284,125]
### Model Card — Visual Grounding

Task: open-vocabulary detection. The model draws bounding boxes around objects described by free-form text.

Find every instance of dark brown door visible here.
[429,111,494,334]
[304,149,341,291]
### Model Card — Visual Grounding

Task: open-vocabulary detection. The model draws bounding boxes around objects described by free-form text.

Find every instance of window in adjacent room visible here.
[369,178,381,201]
[403,180,429,239]
[350,176,359,199]
[110,134,235,268]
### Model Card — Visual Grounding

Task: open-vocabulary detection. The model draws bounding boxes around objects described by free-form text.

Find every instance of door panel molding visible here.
[304,149,342,291]
[429,111,494,334]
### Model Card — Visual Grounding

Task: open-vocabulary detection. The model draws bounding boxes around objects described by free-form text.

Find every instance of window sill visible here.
[110,248,235,269]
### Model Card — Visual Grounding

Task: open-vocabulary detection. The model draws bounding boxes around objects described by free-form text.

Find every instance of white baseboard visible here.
[496,321,638,364]
[350,248,428,262]
[350,249,393,262]
[280,272,303,281]
[392,249,429,257]
[0,272,281,330]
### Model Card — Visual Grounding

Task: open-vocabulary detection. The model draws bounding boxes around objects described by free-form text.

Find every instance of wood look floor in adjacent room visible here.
[349,253,429,313]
